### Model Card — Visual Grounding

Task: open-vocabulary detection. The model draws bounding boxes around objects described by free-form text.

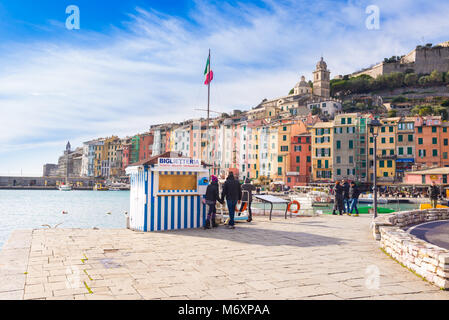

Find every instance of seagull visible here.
[42,222,64,229]
[106,212,112,215]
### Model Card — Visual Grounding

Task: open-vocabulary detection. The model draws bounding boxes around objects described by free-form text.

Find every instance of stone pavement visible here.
[1,214,449,300]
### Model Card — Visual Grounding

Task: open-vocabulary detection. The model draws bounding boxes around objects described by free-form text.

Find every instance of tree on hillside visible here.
[404,73,418,86]
[429,70,444,84]
[289,88,294,95]
[433,106,449,120]
[418,76,431,86]
[387,109,397,117]
[441,99,449,107]
[392,96,407,103]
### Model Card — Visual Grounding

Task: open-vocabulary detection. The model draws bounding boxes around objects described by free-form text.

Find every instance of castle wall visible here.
[413,46,449,75]
[349,45,449,79]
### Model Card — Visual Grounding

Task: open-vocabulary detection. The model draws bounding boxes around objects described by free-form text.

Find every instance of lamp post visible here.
[369,119,382,219]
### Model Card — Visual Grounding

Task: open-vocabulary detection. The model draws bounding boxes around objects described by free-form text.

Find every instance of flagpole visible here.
[207,49,211,173]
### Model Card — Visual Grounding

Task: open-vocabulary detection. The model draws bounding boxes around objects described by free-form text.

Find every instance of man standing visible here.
[342,179,350,214]
[332,181,344,216]
[429,181,440,208]
[203,175,223,229]
[240,178,256,222]
[221,171,242,229]
[348,181,360,217]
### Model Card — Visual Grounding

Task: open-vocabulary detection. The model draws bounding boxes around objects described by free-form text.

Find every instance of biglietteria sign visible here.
[158,158,201,167]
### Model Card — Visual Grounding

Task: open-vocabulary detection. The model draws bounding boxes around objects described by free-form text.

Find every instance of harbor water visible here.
[0,190,130,249]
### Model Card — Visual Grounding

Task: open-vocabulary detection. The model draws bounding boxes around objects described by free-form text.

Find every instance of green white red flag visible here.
[204,54,213,85]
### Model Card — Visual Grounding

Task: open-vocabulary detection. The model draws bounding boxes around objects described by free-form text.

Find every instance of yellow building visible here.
[94,139,105,177]
[247,125,260,179]
[368,118,398,183]
[276,121,292,182]
[311,122,333,182]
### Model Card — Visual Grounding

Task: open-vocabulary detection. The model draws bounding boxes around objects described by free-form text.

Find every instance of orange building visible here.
[415,116,444,168]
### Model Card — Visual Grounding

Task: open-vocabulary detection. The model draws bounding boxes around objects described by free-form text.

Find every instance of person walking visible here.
[332,180,344,216]
[203,175,223,229]
[348,181,360,217]
[342,179,350,214]
[239,178,256,222]
[429,181,440,208]
[221,171,242,229]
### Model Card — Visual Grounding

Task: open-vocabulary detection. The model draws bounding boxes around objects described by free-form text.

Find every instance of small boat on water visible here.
[324,206,396,215]
[358,197,388,204]
[93,183,109,191]
[59,184,72,191]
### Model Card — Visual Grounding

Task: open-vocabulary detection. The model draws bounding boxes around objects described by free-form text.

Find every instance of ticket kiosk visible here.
[126,156,209,232]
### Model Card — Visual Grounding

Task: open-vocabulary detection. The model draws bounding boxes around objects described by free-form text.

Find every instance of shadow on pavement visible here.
[161,222,347,248]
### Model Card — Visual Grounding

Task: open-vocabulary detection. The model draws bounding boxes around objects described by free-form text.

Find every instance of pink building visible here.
[403,167,449,185]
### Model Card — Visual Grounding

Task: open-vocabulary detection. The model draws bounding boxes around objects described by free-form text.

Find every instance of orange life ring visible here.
[236,203,248,212]
[288,201,300,214]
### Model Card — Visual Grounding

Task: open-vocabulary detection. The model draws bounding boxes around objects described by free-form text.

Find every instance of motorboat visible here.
[292,186,332,206]
[59,184,72,191]
[358,196,388,204]
[93,183,109,191]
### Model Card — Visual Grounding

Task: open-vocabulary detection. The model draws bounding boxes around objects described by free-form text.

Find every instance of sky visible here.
[0,0,449,176]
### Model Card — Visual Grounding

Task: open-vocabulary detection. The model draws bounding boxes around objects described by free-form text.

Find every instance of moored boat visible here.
[59,184,72,191]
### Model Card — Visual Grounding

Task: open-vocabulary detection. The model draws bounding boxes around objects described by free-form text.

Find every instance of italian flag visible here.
[204,54,214,85]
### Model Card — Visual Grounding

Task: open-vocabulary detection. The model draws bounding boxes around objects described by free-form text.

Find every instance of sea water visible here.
[0,190,130,249]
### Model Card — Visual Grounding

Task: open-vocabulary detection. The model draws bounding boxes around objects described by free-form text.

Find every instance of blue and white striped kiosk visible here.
[126,156,210,232]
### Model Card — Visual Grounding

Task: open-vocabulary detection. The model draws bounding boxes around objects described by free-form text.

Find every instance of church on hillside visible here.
[248,57,342,121]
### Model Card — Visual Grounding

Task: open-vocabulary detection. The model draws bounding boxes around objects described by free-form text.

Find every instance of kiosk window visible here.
[159,173,197,191]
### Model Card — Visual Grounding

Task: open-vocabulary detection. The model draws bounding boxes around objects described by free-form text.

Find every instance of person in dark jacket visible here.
[342,180,350,214]
[348,181,360,216]
[221,171,242,229]
[239,178,256,222]
[203,175,223,229]
[429,181,440,208]
[332,181,344,216]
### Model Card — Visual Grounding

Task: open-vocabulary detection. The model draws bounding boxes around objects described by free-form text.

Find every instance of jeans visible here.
[349,199,359,214]
[344,198,351,213]
[227,200,238,226]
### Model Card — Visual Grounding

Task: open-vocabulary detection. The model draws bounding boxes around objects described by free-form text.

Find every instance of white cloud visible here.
[0,0,448,175]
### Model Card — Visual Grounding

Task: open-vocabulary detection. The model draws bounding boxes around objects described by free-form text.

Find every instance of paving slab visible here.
[1,216,449,300]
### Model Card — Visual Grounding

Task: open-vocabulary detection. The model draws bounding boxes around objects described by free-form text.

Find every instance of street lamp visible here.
[369,118,382,219]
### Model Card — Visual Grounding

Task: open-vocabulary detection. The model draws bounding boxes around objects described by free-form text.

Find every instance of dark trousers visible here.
[205,203,217,227]
[333,197,344,214]
[227,200,238,226]
[239,201,252,220]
